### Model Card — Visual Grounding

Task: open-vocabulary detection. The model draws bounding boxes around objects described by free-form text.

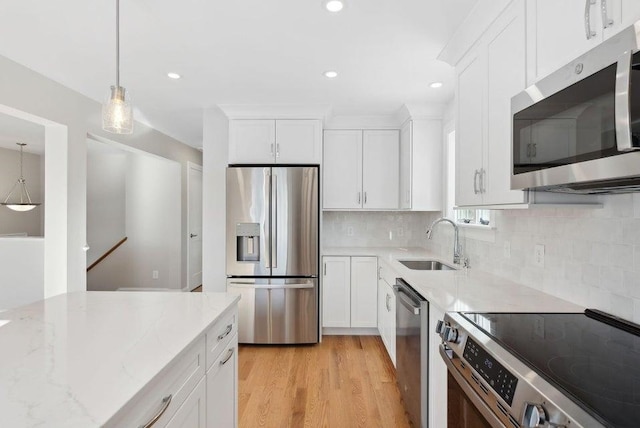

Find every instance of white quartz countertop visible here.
[0,291,240,428]
[324,247,584,313]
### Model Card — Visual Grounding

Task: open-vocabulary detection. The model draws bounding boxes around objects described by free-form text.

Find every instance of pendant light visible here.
[102,0,133,134]
[1,143,41,212]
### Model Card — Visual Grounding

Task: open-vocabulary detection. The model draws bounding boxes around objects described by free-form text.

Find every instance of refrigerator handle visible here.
[264,169,271,269]
[272,173,278,269]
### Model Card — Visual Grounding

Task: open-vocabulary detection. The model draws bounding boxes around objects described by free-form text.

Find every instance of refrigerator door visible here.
[226,167,271,276]
[271,167,319,277]
[227,278,319,344]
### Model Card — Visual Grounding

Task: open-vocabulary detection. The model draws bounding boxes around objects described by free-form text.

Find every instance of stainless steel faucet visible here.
[426,217,462,265]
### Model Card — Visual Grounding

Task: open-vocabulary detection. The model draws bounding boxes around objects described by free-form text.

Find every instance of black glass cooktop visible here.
[462,310,640,428]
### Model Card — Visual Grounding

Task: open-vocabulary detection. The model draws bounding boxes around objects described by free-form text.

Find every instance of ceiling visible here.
[0,0,477,147]
[0,113,45,155]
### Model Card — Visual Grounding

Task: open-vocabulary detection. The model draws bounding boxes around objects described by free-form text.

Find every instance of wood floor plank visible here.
[238,336,411,428]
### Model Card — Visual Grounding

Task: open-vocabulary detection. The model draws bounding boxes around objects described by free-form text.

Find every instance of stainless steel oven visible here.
[511,20,640,194]
[394,278,428,427]
[437,310,640,428]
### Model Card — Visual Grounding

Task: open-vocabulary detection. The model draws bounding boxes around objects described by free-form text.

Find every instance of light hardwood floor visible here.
[238,335,411,427]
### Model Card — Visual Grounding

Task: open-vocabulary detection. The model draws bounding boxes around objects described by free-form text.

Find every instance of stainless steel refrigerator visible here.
[226,166,319,344]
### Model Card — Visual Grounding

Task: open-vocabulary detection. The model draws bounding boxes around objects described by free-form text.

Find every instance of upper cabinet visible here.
[400,119,443,211]
[528,0,640,83]
[323,130,400,210]
[456,0,527,207]
[228,119,321,164]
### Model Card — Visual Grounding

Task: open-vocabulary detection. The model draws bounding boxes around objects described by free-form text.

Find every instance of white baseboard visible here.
[322,327,379,336]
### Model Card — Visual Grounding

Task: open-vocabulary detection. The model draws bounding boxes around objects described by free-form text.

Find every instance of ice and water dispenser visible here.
[236,223,260,262]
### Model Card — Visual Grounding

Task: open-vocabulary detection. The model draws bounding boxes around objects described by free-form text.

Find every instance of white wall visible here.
[0,54,201,305]
[86,141,126,265]
[0,238,44,310]
[0,147,43,236]
[202,107,229,292]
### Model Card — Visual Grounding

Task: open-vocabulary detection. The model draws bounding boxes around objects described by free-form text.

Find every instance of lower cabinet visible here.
[429,305,447,428]
[377,267,396,366]
[322,256,378,328]
[165,378,207,428]
[206,334,238,428]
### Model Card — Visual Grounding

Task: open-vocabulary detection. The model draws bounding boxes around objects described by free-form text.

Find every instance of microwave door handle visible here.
[615,50,638,151]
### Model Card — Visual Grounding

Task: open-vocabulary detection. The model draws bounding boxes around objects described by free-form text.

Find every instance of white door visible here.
[456,52,485,206]
[399,122,412,209]
[322,130,363,209]
[531,0,602,81]
[206,338,237,428]
[484,1,528,206]
[187,163,203,290]
[165,378,206,428]
[228,120,275,164]
[350,256,378,328]
[275,120,322,164]
[362,130,400,210]
[322,256,351,328]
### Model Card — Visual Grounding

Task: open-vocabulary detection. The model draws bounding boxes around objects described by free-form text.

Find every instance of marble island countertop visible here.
[324,247,584,313]
[0,291,240,427]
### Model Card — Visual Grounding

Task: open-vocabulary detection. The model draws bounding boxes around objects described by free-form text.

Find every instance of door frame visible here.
[186,161,203,291]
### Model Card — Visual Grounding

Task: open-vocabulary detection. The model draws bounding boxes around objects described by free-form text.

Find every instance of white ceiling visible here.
[0,113,45,155]
[0,0,477,147]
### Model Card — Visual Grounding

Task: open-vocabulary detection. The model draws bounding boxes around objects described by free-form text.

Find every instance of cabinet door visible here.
[229,120,275,164]
[384,281,396,367]
[206,336,238,428]
[483,0,528,205]
[165,378,206,428]
[530,0,602,81]
[275,120,322,164]
[603,0,640,39]
[350,256,378,328]
[456,51,485,207]
[411,119,443,211]
[322,256,351,328]
[399,122,412,209]
[362,130,400,209]
[323,131,363,209]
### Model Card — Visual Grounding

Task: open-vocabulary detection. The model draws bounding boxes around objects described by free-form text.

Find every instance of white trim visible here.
[322,327,379,336]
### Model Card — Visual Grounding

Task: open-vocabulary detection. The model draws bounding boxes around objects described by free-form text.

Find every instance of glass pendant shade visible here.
[102,85,133,134]
[1,143,41,212]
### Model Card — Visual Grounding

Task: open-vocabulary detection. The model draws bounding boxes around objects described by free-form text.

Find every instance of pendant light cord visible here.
[19,144,24,179]
[116,0,120,88]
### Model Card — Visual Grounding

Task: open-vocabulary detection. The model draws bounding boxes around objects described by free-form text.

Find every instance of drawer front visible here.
[207,334,238,428]
[106,336,206,428]
[206,310,237,370]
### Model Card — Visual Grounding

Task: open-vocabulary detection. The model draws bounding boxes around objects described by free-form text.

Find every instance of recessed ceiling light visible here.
[429,82,443,88]
[325,0,344,12]
[167,72,181,79]
[324,70,338,79]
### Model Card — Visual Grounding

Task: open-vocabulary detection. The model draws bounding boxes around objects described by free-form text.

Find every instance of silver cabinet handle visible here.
[217,324,233,341]
[601,0,613,28]
[220,347,234,366]
[270,143,274,157]
[480,168,486,194]
[364,192,368,204]
[140,395,172,428]
[532,144,537,157]
[386,294,391,312]
[324,262,327,276]
[276,143,280,158]
[585,0,596,39]
[526,143,531,158]
[357,192,361,205]
[190,233,198,238]
[473,170,479,194]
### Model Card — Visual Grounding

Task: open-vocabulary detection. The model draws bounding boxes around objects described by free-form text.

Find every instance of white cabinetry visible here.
[165,378,207,428]
[323,130,399,210]
[399,119,443,211]
[206,334,238,428]
[456,0,528,207]
[322,256,378,329]
[377,262,396,366]
[229,119,321,164]
[528,0,640,83]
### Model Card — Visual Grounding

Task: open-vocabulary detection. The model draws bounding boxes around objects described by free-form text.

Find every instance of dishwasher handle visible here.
[394,285,421,315]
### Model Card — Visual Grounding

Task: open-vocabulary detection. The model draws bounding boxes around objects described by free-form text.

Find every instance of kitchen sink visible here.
[398,260,456,271]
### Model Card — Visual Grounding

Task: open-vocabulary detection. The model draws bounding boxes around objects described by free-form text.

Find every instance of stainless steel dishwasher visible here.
[394,278,429,427]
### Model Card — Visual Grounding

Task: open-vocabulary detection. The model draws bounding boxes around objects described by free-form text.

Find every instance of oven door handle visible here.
[395,288,421,315]
[439,345,506,428]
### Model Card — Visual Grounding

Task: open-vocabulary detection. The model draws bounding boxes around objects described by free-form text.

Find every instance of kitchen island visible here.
[0,291,240,428]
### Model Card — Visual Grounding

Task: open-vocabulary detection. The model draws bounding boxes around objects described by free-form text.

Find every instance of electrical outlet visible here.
[533,315,545,339]
[534,244,545,268]
[503,241,511,258]
[152,270,159,279]
[347,226,354,237]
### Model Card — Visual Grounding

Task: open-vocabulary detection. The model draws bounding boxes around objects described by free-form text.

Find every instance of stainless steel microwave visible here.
[511,22,640,194]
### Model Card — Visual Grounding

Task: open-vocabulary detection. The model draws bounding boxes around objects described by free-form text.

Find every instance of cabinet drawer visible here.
[206,310,237,370]
[106,336,206,427]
